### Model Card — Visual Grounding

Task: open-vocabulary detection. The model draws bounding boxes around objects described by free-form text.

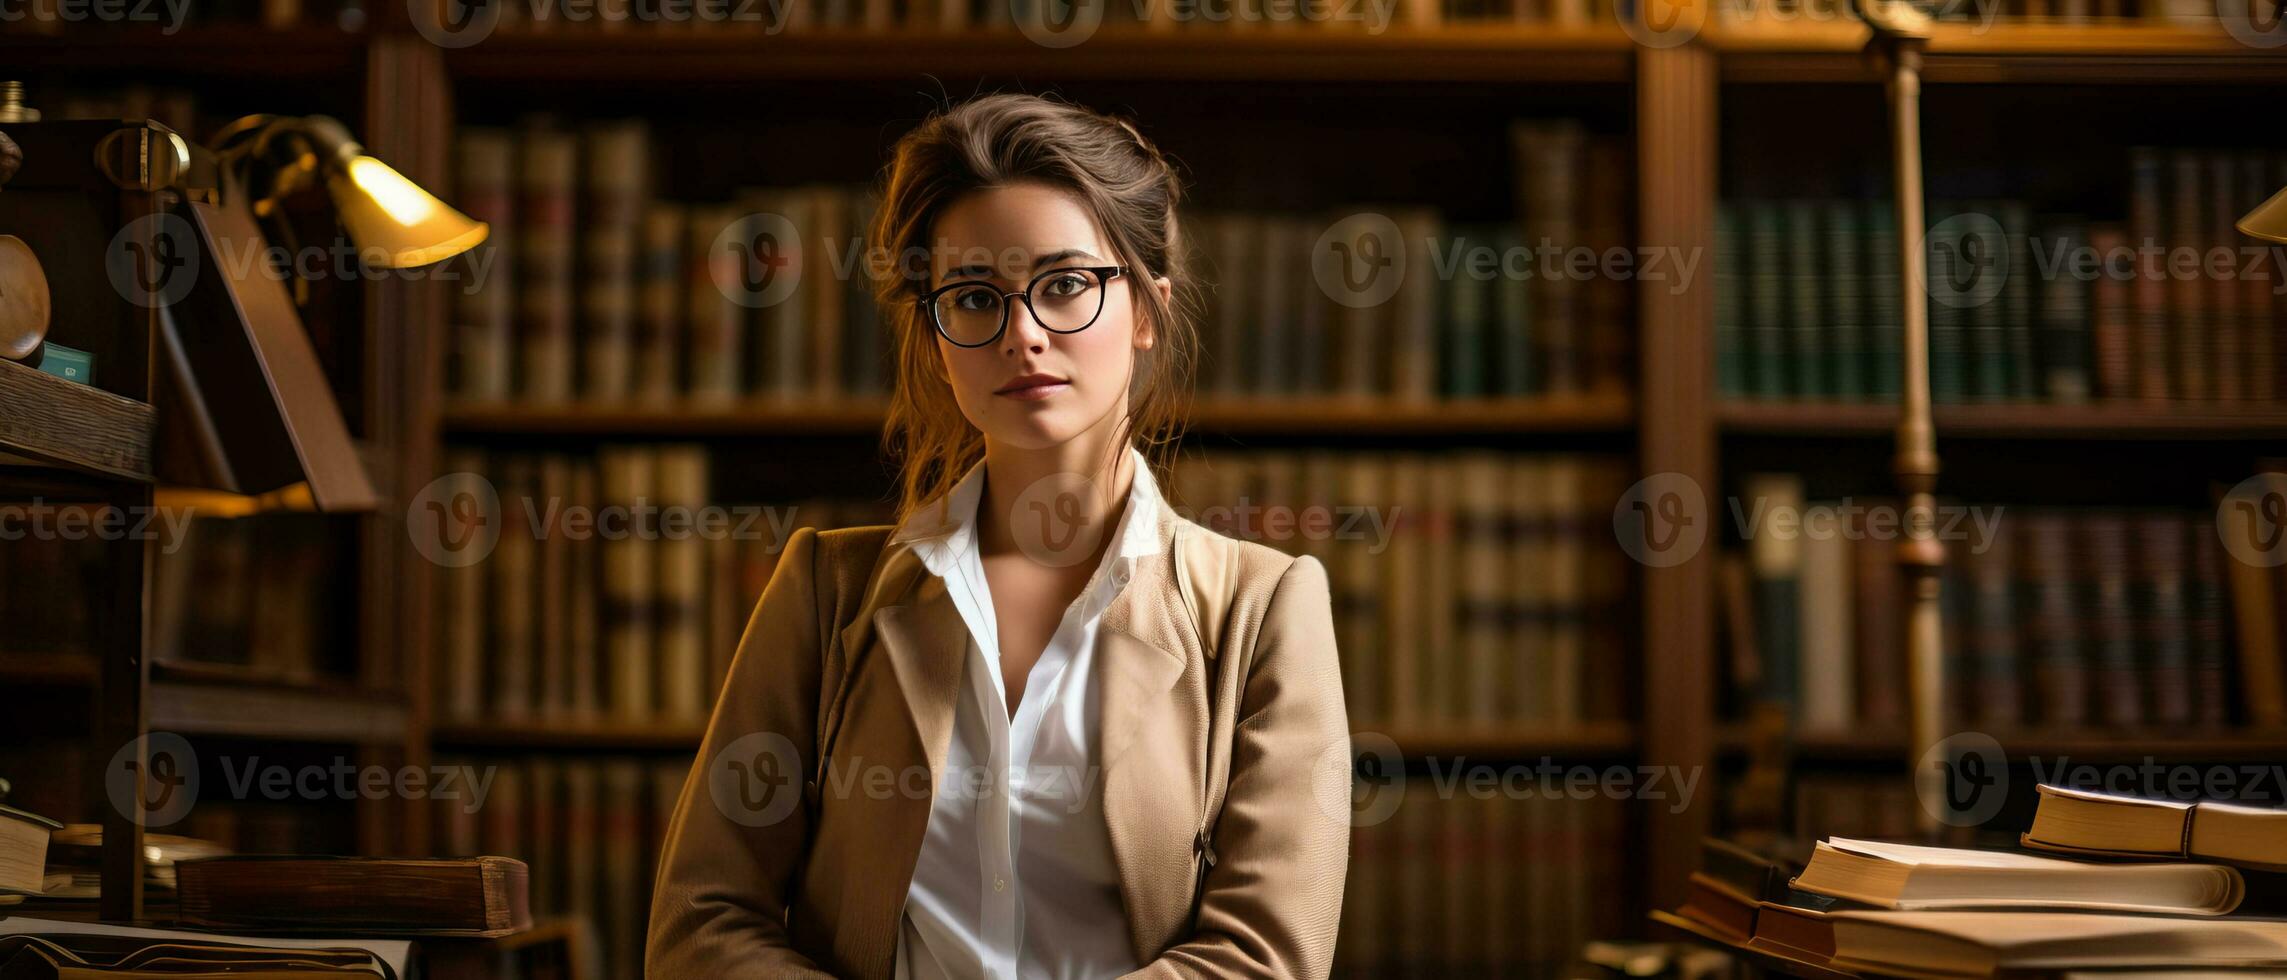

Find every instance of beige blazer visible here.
[646,497,1352,979]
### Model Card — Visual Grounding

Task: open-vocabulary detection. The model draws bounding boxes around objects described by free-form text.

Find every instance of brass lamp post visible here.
[1855,0,1949,838]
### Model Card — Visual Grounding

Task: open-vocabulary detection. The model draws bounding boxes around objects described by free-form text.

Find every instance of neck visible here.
[975,411,1136,562]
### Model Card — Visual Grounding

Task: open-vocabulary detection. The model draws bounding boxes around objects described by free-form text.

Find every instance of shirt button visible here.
[993,877,1007,893]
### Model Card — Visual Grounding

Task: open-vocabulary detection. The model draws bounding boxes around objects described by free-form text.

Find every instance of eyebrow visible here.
[939,248,1105,283]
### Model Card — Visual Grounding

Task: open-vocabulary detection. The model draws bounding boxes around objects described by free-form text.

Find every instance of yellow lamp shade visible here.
[2240,184,2287,245]
[324,155,490,268]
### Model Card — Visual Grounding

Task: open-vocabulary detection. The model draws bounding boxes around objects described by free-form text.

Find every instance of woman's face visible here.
[927,182,1163,452]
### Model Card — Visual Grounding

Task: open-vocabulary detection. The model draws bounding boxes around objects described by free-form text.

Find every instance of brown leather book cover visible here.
[173,855,529,938]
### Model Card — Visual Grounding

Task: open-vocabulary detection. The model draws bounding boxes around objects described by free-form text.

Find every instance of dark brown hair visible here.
[870,93,1197,522]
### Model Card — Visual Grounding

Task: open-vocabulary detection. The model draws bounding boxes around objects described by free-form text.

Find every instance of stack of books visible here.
[1663,783,2287,976]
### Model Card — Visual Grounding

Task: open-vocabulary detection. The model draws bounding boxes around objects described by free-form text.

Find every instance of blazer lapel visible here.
[833,543,965,980]
[1099,505,1208,962]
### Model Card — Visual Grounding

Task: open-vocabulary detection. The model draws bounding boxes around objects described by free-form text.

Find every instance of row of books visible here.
[1189,121,1632,401]
[1334,785,1624,977]
[152,513,353,684]
[434,444,892,726]
[1168,449,1632,729]
[11,0,2267,31]
[433,754,681,980]
[1673,784,2287,976]
[1725,473,2281,734]
[449,119,890,406]
[448,117,1634,409]
[1719,153,2287,406]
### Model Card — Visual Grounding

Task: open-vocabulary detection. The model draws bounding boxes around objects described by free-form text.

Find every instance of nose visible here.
[1001,294,1049,355]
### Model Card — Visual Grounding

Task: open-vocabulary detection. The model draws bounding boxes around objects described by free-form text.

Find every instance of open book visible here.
[2025,784,2287,871]
[1793,838,2245,915]
[1829,911,2287,977]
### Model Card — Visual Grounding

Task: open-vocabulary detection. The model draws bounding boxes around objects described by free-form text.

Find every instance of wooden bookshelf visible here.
[147,679,412,744]
[27,12,2283,955]
[440,393,1634,438]
[442,25,1639,83]
[1718,400,2287,439]
[1718,725,2287,764]
[1712,20,2287,84]
[0,358,156,482]
[430,721,710,752]
[426,720,1638,758]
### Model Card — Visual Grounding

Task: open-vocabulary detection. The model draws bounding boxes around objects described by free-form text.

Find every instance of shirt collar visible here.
[892,445,1164,579]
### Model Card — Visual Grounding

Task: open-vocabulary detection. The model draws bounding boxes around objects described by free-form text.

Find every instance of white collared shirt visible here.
[891,447,1161,980]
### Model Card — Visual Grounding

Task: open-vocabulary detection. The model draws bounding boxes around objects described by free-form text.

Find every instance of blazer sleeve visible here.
[1127,554,1353,980]
[647,525,837,979]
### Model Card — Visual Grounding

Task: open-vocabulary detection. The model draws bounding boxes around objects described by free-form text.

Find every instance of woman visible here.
[647,93,1351,980]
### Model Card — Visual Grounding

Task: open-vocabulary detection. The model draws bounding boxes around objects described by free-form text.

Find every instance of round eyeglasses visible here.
[920,265,1127,349]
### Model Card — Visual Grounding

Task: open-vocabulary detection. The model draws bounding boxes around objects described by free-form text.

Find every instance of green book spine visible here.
[1494,227,1534,396]
[2000,201,2038,401]
[1785,200,1827,399]
[1745,201,1789,399]
[1715,204,1747,399]
[1823,199,1865,401]
[1927,200,1967,404]
[2035,218,2092,403]
[1865,201,1903,401]
[1443,226,1490,399]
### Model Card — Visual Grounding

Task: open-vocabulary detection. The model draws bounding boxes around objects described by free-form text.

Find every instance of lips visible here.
[995,373,1070,400]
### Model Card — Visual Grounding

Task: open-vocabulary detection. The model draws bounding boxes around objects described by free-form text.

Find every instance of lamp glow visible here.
[2239,184,2287,245]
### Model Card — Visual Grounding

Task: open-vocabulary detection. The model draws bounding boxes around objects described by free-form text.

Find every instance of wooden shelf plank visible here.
[0,359,155,482]
[430,721,708,751]
[442,394,1633,438]
[0,26,366,79]
[442,25,1638,84]
[1713,20,2287,84]
[149,681,409,744]
[430,720,1639,756]
[1382,721,1638,758]
[1719,724,2287,762]
[1718,399,2287,439]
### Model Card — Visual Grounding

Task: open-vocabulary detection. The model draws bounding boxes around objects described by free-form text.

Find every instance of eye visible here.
[948,285,999,312]
[1040,272,1095,298]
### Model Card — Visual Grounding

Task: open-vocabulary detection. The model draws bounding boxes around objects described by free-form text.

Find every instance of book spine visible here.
[452,128,516,402]
[516,123,578,403]
[579,120,647,402]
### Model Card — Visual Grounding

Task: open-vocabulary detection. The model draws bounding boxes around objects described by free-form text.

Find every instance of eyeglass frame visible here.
[917,265,1130,349]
